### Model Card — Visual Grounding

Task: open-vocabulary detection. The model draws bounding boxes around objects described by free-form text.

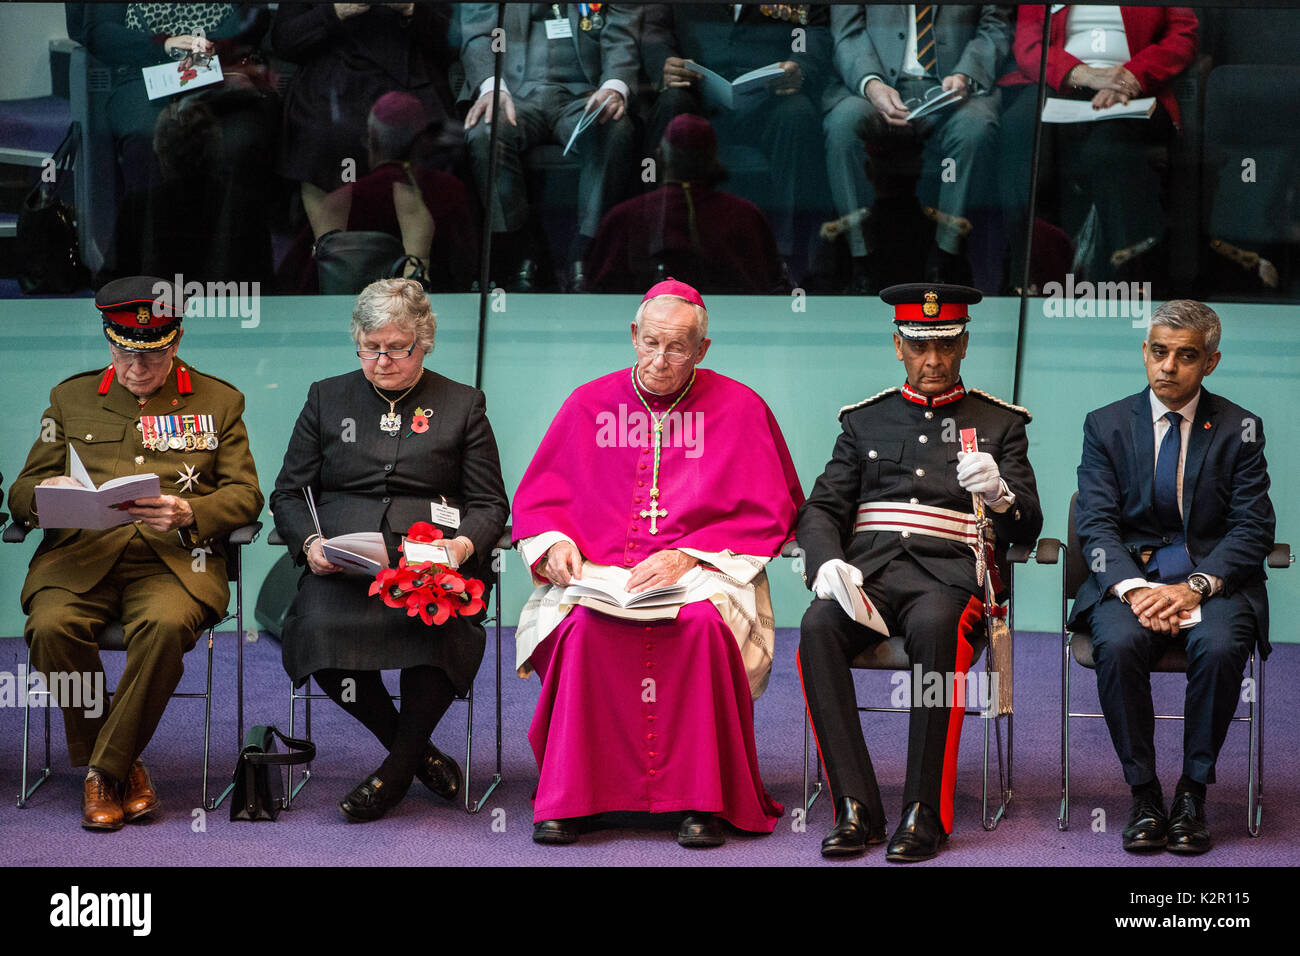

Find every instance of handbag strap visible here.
[243,727,316,767]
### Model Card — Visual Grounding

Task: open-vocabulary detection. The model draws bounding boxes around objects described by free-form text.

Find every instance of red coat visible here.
[1000,6,1198,127]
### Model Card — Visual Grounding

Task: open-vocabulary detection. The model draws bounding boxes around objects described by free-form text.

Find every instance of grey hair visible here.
[634,294,709,341]
[1148,299,1221,353]
[351,279,436,353]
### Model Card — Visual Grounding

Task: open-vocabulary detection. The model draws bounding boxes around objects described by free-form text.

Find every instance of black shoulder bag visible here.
[230,725,315,821]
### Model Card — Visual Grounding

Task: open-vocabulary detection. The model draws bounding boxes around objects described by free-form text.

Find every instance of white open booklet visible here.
[826,563,890,637]
[33,445,160,530]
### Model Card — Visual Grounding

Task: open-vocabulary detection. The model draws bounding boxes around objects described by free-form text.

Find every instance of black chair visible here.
[797,539,1033,831]
[1036,491,1290,836]
[266,526,510,813]
[7,520,262,810]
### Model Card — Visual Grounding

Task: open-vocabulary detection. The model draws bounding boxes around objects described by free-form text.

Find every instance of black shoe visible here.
[821,796,887,858]
[677,812,725,848]
[1121,793,1170,851]
[508,258,538,293]
[339,773,404,822]
[533,818,580,845]
[885,801,947,862]
[414,742,462,802]
[567,260,588,293]
[1166,790,1212,855]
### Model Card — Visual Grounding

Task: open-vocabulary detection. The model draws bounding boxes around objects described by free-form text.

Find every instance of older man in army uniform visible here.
[797,283,1041,861]
[9,276,263,831]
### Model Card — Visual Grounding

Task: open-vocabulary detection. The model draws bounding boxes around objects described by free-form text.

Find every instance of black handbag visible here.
[229,724,315,822]
[313,229,406,295]
[16,122,90,294]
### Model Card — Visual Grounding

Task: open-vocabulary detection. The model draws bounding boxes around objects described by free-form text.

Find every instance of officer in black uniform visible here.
[797,283,1042,861]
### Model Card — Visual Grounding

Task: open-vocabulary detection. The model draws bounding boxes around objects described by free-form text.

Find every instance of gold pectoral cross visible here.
[640,498,667,535]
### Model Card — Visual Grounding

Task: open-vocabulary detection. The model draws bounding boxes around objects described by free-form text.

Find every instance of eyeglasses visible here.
[902,84,950,113]
[635,342,695,366]
[110,346,172,367]
[357,346,416,360]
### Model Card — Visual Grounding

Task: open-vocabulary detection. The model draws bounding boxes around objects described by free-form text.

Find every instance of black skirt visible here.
[280,569,487,698]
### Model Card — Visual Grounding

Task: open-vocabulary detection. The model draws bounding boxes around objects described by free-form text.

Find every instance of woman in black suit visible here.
[271,278,508,821]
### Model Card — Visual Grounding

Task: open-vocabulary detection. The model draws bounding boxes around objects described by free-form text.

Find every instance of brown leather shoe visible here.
[122,759,161,822]
[82,770,124,831]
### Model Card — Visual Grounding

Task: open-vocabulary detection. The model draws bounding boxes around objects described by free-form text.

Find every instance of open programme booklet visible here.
[561,563,687,610]
[33,446,160,530]
[692,61,785,110]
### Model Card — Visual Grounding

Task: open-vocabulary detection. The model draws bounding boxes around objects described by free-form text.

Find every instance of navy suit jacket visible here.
[1069,387,1275,654]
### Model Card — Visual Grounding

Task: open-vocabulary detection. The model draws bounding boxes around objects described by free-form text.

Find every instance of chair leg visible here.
[1247,651,1264,837]
[18,645,52,808]
[802,708,822,815]
[463,600,503,814]
[286,683,312,807]
[1059,629,1072,832]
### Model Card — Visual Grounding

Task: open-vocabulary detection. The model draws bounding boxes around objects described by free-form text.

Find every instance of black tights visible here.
[312,665,457,791]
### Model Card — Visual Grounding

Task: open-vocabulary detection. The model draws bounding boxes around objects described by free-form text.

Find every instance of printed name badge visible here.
[431,500,461,529]
[545,16,573,39]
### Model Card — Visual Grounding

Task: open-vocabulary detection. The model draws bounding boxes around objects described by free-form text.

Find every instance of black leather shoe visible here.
[677,812,725,848]
[509,258,538,293]
[339,774,404,822]
[1166,790,1212,854]
[567,260,588,293]
[885,802,947,862]
[821,796,887,857]
[533,818,580,845]
[1122,794,1169,851]
[414,742,462,802]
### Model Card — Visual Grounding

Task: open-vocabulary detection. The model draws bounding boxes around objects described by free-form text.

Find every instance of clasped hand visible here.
[1126,583,1200,634]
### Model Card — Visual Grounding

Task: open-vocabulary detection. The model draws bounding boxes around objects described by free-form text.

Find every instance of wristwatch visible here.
[1186,573,1212,599]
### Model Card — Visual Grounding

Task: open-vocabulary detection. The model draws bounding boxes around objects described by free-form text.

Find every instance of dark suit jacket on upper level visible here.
[1069,387,1275,652]
[639,4,832,98]
[459,2,641,99]
[826,4,1013,110]
[271,368,508,584]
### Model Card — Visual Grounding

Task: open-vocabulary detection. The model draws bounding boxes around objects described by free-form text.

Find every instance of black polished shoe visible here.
[1121,794,1170,852]
[414,742,462,802]
[339,773,404,823]
[885,801,947,862]
[821,796,887,858]
[566,260,588,293]
[1166,790,1212,855]
[509,258,538,293]
[533,818,580,845]
[677,811,725,848]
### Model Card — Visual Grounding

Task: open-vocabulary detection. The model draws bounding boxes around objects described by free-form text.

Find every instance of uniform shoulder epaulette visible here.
[183,366,244,394]
[56,367,110,388]
[838,387,899,419]
[968,388,1032,422]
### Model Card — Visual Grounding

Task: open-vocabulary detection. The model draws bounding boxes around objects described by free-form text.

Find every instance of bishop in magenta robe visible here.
[511,279,804,848]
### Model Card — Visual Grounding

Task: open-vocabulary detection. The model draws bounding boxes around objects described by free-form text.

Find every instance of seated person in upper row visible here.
[460,2,641,293]
[9,277,264,832]
[586,114,788,294]
[511,278,805,848]
[824,5,1012,291]
[640,3,832,276]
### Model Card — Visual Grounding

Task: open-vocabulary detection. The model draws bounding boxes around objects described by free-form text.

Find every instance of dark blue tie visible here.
[1153,410,1183,532]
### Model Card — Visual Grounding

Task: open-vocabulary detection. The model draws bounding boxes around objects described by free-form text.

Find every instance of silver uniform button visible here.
[901,531,911,538]
[910,497,919,505]
[918,435,928,443]
[84,433,93,440]
[134,456,145,465]
[924,411,934,419]
[868,450,878,460]
[915,468,925,477]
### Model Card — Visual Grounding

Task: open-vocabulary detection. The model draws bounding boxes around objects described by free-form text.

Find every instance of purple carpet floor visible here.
[1,629,1294,867]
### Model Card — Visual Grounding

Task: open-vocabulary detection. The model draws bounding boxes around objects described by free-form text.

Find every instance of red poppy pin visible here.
[407,407,430,437]
[1203,422,1212,429]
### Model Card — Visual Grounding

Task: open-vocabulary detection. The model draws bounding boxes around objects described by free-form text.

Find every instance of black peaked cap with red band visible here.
[95,275,184,353]
[881,282,981,340]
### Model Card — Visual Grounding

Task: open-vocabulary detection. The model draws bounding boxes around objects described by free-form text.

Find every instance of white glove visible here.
[813,558,862,599]
[956,451,1005,502]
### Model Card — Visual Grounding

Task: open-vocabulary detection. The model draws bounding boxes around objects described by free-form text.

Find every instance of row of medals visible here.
[136,419,219,452]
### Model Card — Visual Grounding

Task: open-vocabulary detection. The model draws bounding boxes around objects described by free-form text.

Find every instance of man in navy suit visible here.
[1070,299,1275,855]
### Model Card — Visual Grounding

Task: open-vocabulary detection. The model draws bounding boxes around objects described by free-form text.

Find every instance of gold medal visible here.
[580,15,591,30]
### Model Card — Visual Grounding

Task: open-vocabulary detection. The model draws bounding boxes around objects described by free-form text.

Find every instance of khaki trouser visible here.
[25,534,212,781]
